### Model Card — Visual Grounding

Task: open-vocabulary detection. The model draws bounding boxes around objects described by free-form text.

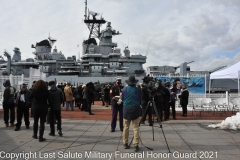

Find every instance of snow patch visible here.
[208,112,240,130]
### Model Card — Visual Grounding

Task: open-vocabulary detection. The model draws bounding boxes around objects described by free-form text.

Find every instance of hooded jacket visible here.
[3,80,16,105]
[48,85,64,110]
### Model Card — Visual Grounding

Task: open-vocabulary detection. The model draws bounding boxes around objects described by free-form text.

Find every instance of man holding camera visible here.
[110,79,123,132]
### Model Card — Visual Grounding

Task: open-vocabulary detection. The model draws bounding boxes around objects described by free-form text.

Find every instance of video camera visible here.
[142,75,164,98]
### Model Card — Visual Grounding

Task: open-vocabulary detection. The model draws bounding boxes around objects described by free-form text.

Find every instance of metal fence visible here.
[0,68,46,107]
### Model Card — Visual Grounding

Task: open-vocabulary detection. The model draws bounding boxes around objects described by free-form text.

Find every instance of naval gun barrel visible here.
[174,60,194,69]
[3,50,11,58]
[209,65,227,74]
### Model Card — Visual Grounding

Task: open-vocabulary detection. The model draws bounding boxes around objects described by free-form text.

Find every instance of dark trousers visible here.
[16,107,30,127]
[76,98,82,108]
[141,102,152,124]
[50,110,62,132]
[111,106,123,131]
[3,104,15,124]
[155,102,163,122]
[164,102,170,120]
[33,110,47,138]
[182,104,187,115]
[101,95,105,105]
[87,101,92,114]
[82,99,87,111]
[169,100,176,118]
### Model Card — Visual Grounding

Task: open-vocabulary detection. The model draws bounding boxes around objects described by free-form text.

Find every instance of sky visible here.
[0,0,240,72]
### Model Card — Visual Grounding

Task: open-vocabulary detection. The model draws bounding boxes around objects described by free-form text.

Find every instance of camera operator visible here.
[161,82,170,121]
[153,80,165,122]
[140,80,153,126]
[110,79,123,132]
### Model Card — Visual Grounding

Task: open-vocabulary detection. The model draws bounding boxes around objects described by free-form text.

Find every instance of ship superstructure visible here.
[81,1,146,76]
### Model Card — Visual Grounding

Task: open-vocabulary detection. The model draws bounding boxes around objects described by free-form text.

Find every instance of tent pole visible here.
[205,74,207,98]
[209,78,211,96]
[238,72,239,97]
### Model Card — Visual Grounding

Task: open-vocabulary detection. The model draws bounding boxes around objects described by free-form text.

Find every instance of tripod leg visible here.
[151,104,154,141]
[153,101,171,153]
[153,102,162,128]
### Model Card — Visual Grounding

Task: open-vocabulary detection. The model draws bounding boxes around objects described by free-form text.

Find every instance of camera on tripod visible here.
[142,75,164,99]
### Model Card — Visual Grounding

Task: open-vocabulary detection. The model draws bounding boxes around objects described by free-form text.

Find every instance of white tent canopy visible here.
[210,61,240,79]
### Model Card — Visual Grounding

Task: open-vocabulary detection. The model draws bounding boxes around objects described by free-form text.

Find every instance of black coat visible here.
[29,89,49,112]
[141,87,150,105]
[103,87,110,101]
[85,82,94,103]
[15,88,31,108]
[3,80,16,105]
[77,86,83,99]
[48,85,64,110]
[179,89,189,106]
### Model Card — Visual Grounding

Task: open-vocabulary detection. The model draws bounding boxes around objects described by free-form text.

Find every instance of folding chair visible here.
[231,98,240,114]
[192,99,203,116]
[201,98,214,116]
[213,99,229,116]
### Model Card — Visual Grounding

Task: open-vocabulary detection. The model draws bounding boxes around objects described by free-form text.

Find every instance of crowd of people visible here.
[2,80,96,142]
[2,76,189,151]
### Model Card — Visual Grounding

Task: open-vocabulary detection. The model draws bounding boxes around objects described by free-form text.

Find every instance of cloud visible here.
[0,0,239,73]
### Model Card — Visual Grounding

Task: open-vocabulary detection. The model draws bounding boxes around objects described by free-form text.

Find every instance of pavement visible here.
[0,103,240,160]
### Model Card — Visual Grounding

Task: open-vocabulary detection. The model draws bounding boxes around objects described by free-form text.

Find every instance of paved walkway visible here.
[0,102,239,160]
[0,118,240,160]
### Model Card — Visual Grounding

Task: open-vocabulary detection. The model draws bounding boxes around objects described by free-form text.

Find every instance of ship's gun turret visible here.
[209,65,227,74]
[174,61,194,70]
[178,61,194,76]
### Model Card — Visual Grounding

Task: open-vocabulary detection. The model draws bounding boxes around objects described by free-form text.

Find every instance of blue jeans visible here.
[66,101,73,111]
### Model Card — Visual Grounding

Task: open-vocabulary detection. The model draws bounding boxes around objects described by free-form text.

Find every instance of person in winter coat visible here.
[81,85,87,111]
[110,79,124,132]
[29,80,49,142]
[15,83,31,131]
[140,84,152,125]
[76,84,83,109]
[85,82,94,115]
[2,80,16,127]
[64,83,74,111]
[178,85,189,117]
[48,81,64,136]
[29,81,36,117]
[104,84,111,107]
[122,76,142,152]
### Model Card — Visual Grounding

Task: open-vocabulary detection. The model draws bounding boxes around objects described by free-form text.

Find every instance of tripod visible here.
[129,98,171,153]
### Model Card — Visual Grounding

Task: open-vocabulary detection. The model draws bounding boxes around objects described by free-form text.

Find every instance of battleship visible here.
[0,0,146,85]
[0,0,238,92]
